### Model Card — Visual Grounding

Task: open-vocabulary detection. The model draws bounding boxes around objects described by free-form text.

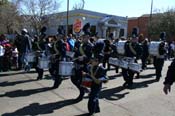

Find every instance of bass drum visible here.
[59,61,74,76]
[149,41,161,56]
[116,41,127,55]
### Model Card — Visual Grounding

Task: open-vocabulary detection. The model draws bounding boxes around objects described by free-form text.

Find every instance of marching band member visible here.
[49,35,67,89]
[102,39,112,70]
[34,34,46,80]
[32,26,50,80]
[111,38,120,73]
[122,36,142,88]
[138,34,148,70]
[93,38,105,58]
[141,38,149,70]
[82,56,106,115]
[153,32,166,81]
[71,34,93,102]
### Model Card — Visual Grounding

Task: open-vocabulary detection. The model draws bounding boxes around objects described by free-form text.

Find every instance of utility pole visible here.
[150,0,153,23]
[148,0,153,40]
[66,0,69,37]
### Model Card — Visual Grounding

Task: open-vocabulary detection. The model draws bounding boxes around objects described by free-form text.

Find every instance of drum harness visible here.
[83,65,99,82]
[73,43,87,69]
[128,42,137,56]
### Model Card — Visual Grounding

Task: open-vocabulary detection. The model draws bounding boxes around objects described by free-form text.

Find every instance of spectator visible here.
[0,44,5,72]
[14,29,32,70]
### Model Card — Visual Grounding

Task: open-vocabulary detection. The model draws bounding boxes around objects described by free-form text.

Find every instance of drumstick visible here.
[72,55,85,61]
[71,57,80,61]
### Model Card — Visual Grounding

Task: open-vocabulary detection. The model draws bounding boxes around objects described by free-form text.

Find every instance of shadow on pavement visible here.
[44,75,70,81]
[137,73,156,79]
[107,73,122,80]
[99,86,129,101]
[0,87,52,98]
[132,79,158,89]
[0,70,36,77]
[2,99,76,116]
[0,79,37,87]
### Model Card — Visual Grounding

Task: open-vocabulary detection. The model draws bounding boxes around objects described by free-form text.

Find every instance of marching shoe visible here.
[135,75,140,79]
[50,86,58,89]
[122,82,128,87]
[36,76,42,80]
[126,84,133,89]
[155,77,160,82]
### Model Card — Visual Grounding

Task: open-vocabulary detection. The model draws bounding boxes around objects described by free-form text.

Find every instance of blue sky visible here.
[59,0,175,17]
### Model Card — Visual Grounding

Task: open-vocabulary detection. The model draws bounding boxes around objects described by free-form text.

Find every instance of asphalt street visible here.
[0,60,175,116]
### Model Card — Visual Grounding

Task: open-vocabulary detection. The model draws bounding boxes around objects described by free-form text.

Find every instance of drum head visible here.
[59,61,74,76]
[117,41,126,55]
[149,41,161,56]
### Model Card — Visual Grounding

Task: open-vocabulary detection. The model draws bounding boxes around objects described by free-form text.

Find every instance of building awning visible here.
[99,16,121,28]
[105,23,121,28]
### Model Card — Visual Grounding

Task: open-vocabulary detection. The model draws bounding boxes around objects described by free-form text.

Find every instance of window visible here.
[119,29,124,37]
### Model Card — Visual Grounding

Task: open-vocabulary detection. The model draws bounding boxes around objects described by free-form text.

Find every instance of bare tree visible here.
[72,0,85,10]
[0,0,20,34]
[148,8,175,41]
[17,0,61,35]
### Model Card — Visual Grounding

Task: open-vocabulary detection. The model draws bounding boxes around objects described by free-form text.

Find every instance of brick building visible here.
[128,14,150,38]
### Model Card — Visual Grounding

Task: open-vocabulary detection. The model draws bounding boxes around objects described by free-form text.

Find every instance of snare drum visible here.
[59,61,74,76]
[128,63,142,72]
[38,57,50,69]
[118,59,128,69]
[116,41,126,55]
[123,57,135,64]
[109,57,119,66]
[81,77,92,88]
[149,41,161,56]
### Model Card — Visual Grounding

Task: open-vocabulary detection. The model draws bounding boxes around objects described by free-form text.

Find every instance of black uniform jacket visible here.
[164,59,175,85]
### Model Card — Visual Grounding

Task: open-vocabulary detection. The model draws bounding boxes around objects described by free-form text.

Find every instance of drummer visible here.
[82,55,106,115]
[71,34,93,102]
[102,39,112,70]
[153,32,166,81]
[49,35,67,89]
[122,35,142,89]
[110,37,120,73]
[33,32,47,80]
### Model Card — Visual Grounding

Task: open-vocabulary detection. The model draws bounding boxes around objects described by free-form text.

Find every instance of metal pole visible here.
[66,0,69,37]
[148,0,153,39]
[150,0,153,22]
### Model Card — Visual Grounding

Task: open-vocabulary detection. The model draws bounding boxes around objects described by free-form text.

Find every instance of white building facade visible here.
[47,9,128,38]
